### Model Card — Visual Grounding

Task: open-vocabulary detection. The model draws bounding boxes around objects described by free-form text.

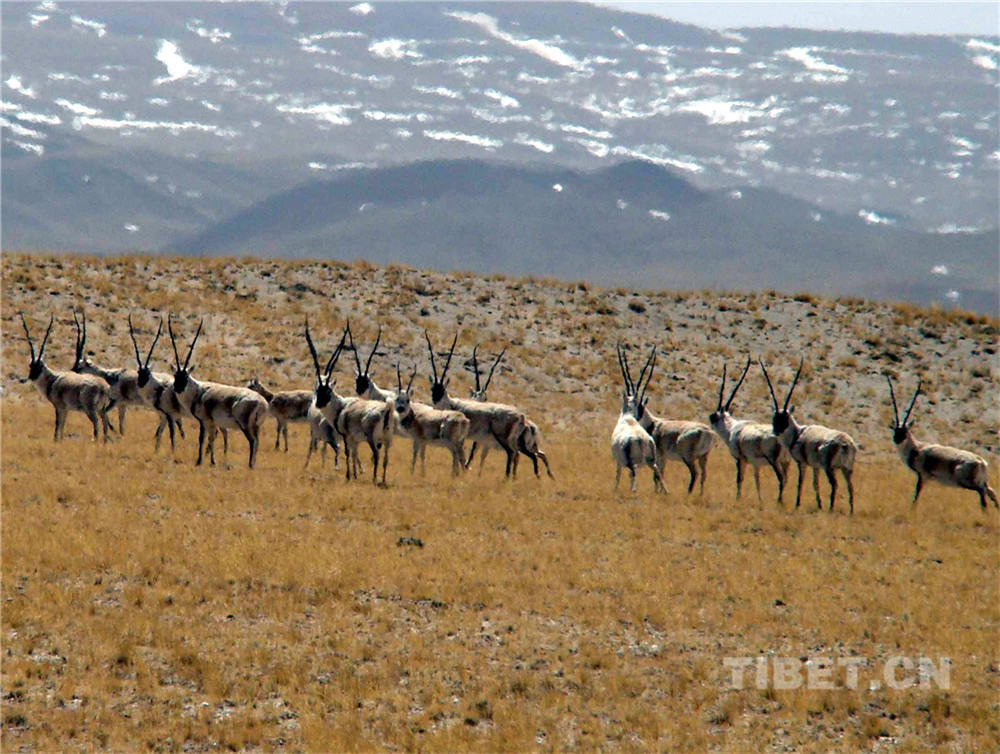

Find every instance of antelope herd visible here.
[14,311,998,514]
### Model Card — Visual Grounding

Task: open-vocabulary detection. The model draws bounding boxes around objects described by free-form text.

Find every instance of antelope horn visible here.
[146,318,162,369]
[396,362,403,393]
[784,358,804,410]
[759,359,779,410]
[441,333,458,379]
[168,314,182,369]
[884,373,900,427]
[725,356,752,411]
[902,378,921,425]
[73,310,83,366]
[407,363,417,393]
[19,312,35,362]
[347,320,362,374]
[37,313,54,360]
[716,363,727,411]
[471,344,482,392]
[616,341,632,393]
[305,318,322,379]
[483,347,506,393]
[635,345,656,402]
[325,325,349,377]
[183,318,203,370]
[128,314,143,367]
[365,325,381,375]
[424,330,438,382]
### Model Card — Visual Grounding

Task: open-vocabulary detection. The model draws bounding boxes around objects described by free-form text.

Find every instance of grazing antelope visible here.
[886,375,998,511]
[20,313,115,442]
[393,364,470,476]
[629,346,714,495]
[611,342,664,493]
[306,321,393,484]
[425,332,527,478]
[168,316,269,469]
[71,310,147,435]
[466,345,555,479]
[760,359,858,514]
[304,403,340,470]
[708,357,790,503]
[245,377,313,452]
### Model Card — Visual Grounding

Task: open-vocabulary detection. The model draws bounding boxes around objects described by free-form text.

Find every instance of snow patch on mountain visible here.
[447,11,587,71]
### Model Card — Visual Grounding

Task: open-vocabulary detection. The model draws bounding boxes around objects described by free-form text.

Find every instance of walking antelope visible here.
[611,342,664,493]
[425,332,527,478]
[466,346,555,479]
[168,316,269,469]
[886,375,998,511]
[306,321,393,484]
[760,359,858,514]
[20,313,115,442]
[630,346,714,495]
[708,357,790,503]
[393,364,470,476]
[245,377,313,452]
[71,310,147,435]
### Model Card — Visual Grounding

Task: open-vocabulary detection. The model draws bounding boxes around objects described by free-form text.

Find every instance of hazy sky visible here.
[592,2,999,36]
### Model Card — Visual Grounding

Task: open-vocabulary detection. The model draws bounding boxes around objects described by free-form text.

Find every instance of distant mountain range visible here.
[2,2,997,311]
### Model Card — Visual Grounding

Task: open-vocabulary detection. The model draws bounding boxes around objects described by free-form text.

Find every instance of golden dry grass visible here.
[2,253,999,751]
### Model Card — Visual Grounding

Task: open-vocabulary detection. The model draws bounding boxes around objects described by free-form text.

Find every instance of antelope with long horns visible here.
[760,359,858,514]
[708,357,790,503]
[611,342,665,494]
[393,363,470,476]
[629,346,715,495]
[306,321,393,484]
[128,314,190,452]
[168,316,269,469]
[886,375,998,511]
[466,345,554,479]
[425,332,527,479]
[245,377,313,452]
[72,310,148,435]
[20,313,115,442]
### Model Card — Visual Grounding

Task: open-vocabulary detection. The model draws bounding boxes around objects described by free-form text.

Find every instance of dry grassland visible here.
[2,253,999,751]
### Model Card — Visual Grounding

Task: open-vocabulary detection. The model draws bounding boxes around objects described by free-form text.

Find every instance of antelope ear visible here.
[443,376,449,387]
[789,405,795,413]
[188,364,196,373]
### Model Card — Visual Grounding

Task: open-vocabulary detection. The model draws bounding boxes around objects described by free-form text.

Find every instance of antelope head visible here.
[885,373,920,446]
[426,331,457,404]
[469,344,507,401]
[167,314,203,393]
[393,362,418,416]
[760,358,803,435]
[129,314,162,389]
[20,312,53,382]
[709,356,751,427]
[305,319,348,409]
[350,324,382,396]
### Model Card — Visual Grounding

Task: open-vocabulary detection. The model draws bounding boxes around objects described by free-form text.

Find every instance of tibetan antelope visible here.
[393,363,470,476]
[168,316,269,469]
[128,314,190,451]
[245,377,313,452]
[304,404,340,470]
[466,345,555,479]
[20,313,115,442]
[886,375,998,511]
[71,310,147,435]
[306,321,393,484]
[629,346,714,495]
[611,342,664,494]
[708,357,790,503]
[425,332,527,478]
[760,359,858,514]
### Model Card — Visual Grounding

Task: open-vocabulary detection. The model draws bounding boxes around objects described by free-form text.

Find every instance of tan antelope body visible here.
[306,322,392,484]
[246,377,313,451]
[761,360,857,514]
[886,376,998,511]
[709,358,789,503]
[393,365,470,476]
[20,313,115,442]
[629,347,713,495]
[304,402,340,469]
[612,343,665,493]
[71,311,147,435]
[426,333,527,478]
[168,318,268,469]
[465,346,555,479]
